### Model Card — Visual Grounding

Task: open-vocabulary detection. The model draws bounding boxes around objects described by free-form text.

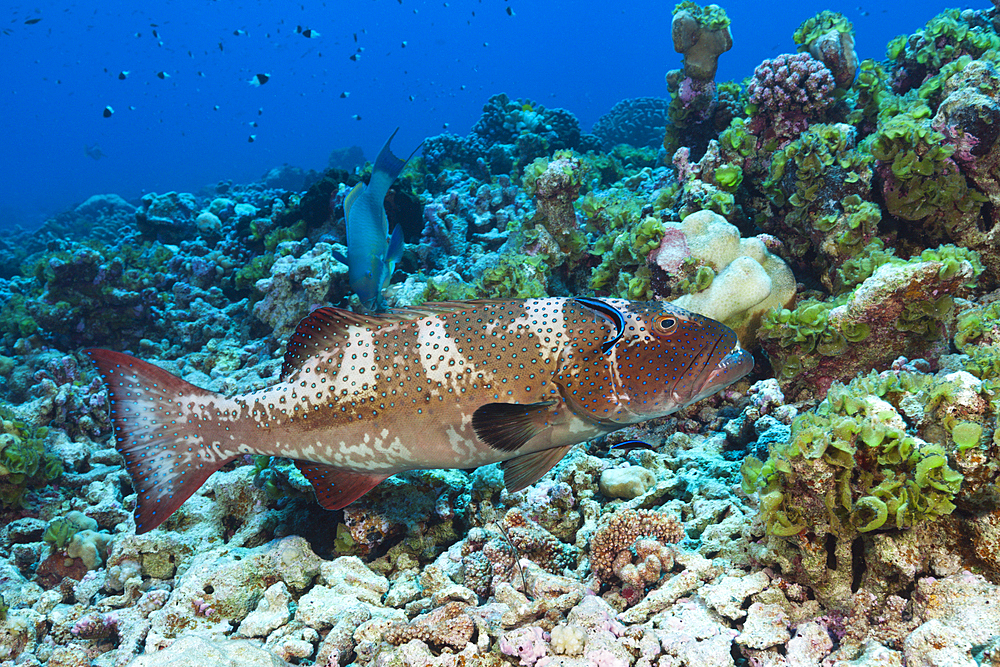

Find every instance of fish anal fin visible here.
[294,462,388,510]
[501,446,573,494]
[472,401,557,452]
[84,348,241,535]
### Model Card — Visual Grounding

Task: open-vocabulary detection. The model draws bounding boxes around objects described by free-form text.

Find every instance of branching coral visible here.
[384,602,475,652]
[746,53,837,144]
[589,510,684,584]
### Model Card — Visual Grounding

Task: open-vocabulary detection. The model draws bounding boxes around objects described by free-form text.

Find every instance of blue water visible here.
[0,0,965,228]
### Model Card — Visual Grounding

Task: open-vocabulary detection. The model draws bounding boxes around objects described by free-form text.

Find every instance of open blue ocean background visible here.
[1,0,968,229]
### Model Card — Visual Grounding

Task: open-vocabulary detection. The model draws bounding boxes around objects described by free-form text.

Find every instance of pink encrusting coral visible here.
[746,53,837,143]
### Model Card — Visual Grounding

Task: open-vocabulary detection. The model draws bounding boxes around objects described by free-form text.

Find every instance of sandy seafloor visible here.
[3,3,1000,666]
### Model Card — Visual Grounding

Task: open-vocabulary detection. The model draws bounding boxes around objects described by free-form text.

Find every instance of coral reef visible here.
[590,98,670,150]
[650,209,796,346]
[3,4,1000,666]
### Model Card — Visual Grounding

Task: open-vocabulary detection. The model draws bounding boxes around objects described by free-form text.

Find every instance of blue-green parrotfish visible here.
[333,128,415,312]
[85,297,753,534]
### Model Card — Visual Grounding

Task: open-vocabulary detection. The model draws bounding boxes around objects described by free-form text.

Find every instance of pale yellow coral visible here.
[664,209,796,346]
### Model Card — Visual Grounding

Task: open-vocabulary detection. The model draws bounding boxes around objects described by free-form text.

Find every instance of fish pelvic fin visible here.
[501,445,573,494]
[85,349,249,534]
[294,462,388,510]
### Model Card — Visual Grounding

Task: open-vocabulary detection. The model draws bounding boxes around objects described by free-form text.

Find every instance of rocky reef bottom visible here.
[1,347,999,667]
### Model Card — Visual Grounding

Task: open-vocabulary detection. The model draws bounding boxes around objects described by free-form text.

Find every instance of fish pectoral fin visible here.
[501,446,573,494]
[294,462,389,511]
[386,224,404,263]
[472,400,557,452]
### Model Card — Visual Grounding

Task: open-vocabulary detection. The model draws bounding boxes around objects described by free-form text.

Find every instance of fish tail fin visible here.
[85,349,249,534]
[368,127,409,196]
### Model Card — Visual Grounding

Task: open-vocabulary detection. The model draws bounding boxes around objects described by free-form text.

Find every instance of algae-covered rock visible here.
[760,244,980,399]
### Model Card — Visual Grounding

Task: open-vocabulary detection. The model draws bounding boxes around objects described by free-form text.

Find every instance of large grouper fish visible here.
[85,297,753,534]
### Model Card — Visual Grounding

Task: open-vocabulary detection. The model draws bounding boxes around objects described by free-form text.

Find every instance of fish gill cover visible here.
[2,1,1000,666]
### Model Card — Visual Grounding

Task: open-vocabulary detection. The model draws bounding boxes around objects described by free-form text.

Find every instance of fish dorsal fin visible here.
[386,224,404,263]
[501,445,573,494]
[282,306,368,380]
[294,462,389,510]
[281,304,467,380]
[472,401,557,452]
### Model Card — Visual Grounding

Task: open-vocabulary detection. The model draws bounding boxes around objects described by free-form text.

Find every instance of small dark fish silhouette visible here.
[24,17,42,25]
[84,143,106,160]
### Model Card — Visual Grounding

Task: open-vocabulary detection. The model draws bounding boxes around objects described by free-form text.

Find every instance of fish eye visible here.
[653,315,678,334]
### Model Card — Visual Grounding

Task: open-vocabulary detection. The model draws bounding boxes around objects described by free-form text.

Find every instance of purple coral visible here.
[746,53,836,142]
[71,611,119,639]
[499,626,549,666]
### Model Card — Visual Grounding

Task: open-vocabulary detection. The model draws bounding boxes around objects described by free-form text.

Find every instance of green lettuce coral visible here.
[740,366,996,608]
[759,244,981,399]
[583,190,665,300]
[0,406,62,508]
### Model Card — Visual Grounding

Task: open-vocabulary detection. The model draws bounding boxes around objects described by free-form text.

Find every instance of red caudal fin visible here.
[85,349,251,534]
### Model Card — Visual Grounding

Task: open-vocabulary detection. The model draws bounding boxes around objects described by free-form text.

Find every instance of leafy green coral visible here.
[742,369,964,538]
[477,253,551,299]
[43,517,84,549]
[847,59,890,128]
[0,406,62,508]
[672,0,729,30]
[793,11,854,50]
[887,9,1000,84]
[763,123,876,272]
[233,254,277,292]
[760,244,980,395]
[867,102,985,226]
[582,190,665,299]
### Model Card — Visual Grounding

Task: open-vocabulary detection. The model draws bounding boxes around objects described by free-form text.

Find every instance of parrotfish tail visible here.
[85,349,251,534]
[368,127,409,198]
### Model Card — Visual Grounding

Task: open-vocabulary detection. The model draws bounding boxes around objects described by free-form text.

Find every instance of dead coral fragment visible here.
[589,509,684,583]
[384,602,475,651]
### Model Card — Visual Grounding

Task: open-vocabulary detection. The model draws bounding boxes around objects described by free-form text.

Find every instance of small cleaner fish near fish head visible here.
[85,297,753,533]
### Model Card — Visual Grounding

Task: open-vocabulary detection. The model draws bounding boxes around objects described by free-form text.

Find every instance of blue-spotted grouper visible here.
[85,297,753,534]
[333,128,413,312]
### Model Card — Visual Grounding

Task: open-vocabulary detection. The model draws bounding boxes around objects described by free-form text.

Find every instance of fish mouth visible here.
[686,343,755,406]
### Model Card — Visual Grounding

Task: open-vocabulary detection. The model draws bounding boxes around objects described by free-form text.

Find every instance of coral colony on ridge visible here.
[4,3,1000,667]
